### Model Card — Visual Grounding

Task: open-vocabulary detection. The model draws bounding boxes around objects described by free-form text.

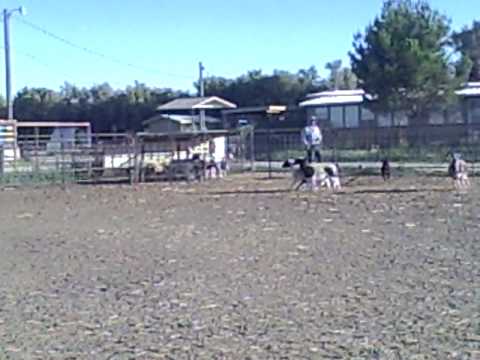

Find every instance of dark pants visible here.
[307,145,322,163]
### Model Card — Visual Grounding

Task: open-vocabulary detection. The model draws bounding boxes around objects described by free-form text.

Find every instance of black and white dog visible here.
[448,153,470,189]
[282,158,317,191]
[321,162,341,191]
[282,158,341,191]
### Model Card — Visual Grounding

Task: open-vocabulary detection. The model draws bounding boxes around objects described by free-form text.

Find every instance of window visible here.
[345,105,359,128]
[330,106,344,128]
[429,109,446,125]
[361,107,375,121]
[377,112,392,127]
[446,105,464,124]
[393,111,408,126]
[470,99,480,123]
[313,107,329,121]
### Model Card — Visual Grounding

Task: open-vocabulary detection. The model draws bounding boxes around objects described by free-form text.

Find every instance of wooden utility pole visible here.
[3,6,26,120]
[199,62,206,131]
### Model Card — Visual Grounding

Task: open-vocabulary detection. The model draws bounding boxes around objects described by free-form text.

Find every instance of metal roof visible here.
[156,96,237,111]
[137,129,233,142]
[305,89,366,99]
[143,114,221,126]
[301,83,480,107]
[222,105,288,115]
[455,82,480,97]
[299,90,366,107]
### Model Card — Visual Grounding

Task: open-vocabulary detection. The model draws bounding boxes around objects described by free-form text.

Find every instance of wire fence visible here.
[252,124,480,164]
[1,123,479,187]
[0,130,254,187]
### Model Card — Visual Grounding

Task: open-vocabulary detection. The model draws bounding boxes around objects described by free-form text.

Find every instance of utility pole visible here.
[198,62,206,131]
[199,62,205,97]
[4,9,12,120]
[3,6,26,120]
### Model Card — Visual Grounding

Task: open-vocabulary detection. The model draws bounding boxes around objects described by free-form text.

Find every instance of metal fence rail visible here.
[252,124,480,164]
[0,129,254,186]
[1,123,479,186]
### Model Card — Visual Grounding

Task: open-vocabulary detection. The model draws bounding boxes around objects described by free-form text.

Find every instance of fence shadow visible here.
[208,188,291,195]
[346,187,450,195]
[207,186,452,197]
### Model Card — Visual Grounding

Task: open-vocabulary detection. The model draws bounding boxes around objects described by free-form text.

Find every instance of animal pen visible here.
[0,123,255,186]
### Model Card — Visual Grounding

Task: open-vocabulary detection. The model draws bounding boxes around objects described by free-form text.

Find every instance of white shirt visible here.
[302,125,322,146]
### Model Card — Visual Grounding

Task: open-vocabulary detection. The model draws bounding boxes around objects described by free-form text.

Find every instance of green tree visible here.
[350,0,454,121]
[325,60,358,90]
[453,21,480,81]
[0,94,5,117]
[201,67,325,107]
[12,82,186,132]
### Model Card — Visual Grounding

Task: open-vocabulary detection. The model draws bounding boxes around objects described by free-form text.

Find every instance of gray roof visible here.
[157,96,237,111]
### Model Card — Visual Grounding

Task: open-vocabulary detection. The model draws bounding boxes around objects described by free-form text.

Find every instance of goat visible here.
[167,156,205,183]
[448,153,470,189]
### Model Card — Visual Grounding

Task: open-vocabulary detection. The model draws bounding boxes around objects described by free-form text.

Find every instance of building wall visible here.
[223,108,305,130]
[467,98,480,123]
[145,120,185,133]
[303,97,480,129]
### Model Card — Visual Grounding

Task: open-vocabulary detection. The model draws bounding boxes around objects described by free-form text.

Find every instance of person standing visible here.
[302,116,323,163]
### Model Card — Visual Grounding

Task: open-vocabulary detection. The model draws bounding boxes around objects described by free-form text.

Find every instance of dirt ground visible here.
[0,174,479,359]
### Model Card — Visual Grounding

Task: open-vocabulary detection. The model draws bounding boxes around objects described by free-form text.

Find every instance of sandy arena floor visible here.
[0,174,479,359]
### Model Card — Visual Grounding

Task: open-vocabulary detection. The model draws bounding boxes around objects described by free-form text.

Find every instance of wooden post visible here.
[250,127,256,172]
[60,141,66,188]
[139,140,145,183]
[34,127,40,174]
[0,145,4,178]
[267,115,272,178]
[130,135,138,185]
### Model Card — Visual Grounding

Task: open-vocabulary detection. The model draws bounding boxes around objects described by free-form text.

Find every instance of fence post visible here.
[61,142,66,188]
[34,127,40,174]
[267,117,273,178]
[0,145,4,178]
[250,127,255,172]
[139,140,145,183]
[130,135,140,185]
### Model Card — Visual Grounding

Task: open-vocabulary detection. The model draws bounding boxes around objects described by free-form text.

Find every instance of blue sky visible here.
[0,0,478,96]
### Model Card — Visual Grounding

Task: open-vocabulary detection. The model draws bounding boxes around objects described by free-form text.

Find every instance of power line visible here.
[0,45,72,80]
[13,17,194,80]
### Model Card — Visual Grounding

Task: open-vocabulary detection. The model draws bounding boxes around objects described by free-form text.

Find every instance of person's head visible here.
[310,116,318,126]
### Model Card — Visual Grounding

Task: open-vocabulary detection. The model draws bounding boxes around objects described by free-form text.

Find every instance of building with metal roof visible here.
[156,96,237,111]
[146,96,237,133]
[299,84,480,128]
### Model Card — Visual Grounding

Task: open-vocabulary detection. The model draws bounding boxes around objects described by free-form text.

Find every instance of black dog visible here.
[381,159,391,181]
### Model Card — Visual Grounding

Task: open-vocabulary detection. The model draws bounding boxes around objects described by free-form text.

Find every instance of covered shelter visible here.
[146,96,237,132]
[143,114,222,133]
[15,121,92,151]
[221,105,295,129]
